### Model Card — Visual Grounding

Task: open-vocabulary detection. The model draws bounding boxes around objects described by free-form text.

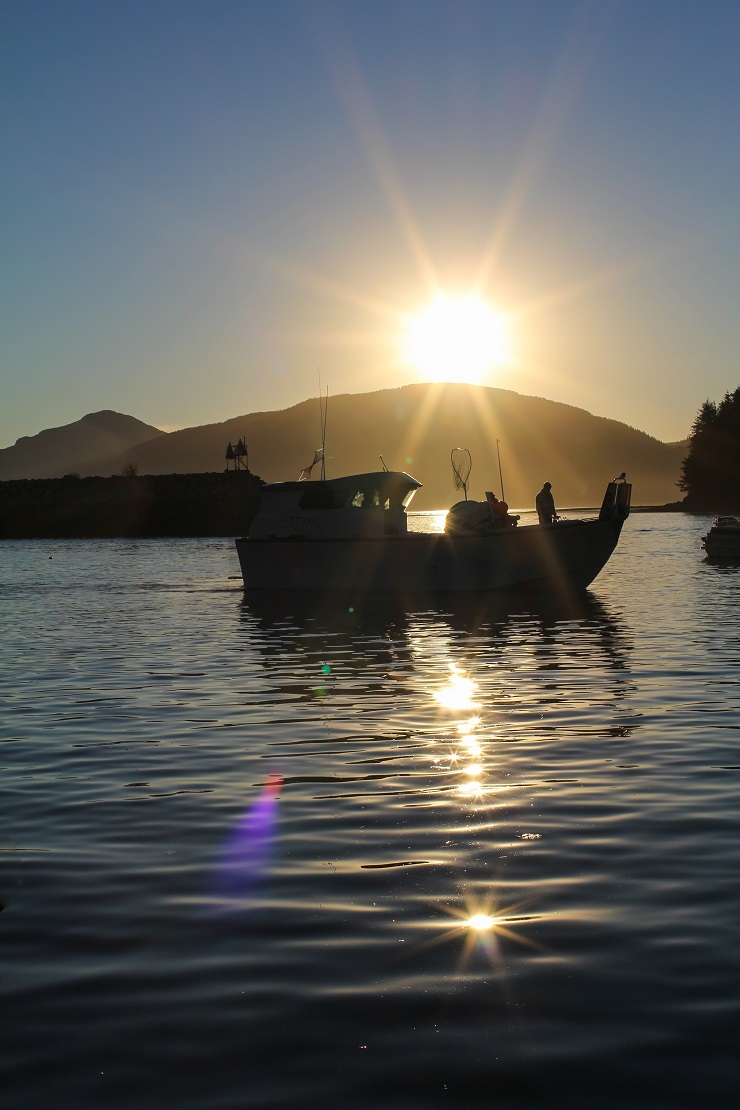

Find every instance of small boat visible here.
[702,516,740,560]
[235,466,632,594]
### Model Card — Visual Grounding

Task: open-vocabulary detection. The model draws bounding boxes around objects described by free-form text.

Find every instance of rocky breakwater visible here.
[0,472,263,539]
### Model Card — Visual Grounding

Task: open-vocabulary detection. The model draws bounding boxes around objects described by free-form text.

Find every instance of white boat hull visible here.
[236,516,625,594]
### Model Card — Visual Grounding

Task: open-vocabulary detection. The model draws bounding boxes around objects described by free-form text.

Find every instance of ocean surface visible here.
[2,511,739,1109]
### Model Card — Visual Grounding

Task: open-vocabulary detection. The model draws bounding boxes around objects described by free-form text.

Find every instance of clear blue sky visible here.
[2,0,739,447]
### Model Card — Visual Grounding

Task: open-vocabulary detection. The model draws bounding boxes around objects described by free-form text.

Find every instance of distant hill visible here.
[2,386,688,508]
[118,384,685,509]
[0,411,166,480]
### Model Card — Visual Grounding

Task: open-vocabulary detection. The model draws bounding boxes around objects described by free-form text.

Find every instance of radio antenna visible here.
[496,439,506,502]
[321,386,328,481]
[316,371,329,481]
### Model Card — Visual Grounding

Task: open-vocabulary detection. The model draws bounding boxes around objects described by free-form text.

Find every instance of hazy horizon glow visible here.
[2,0,739,448]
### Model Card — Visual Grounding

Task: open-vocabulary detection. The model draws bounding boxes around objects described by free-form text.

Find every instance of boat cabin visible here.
[248,471,422,540]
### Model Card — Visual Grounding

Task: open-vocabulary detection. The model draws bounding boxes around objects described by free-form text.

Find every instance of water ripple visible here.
[1,520,739,1109]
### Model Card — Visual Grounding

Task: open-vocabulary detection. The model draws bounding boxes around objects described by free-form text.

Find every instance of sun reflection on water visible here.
[468,913,496,931]
[429,662,492,801]
[434,663,479,711]
[458,779,483,798]
[403,892,543,974]
[404,646,545,966]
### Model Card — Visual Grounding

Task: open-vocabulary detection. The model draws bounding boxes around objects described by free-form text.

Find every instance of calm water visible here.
[2,513,739,1109]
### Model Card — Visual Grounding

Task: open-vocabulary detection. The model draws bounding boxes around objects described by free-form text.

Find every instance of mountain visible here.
[0,411,166,480]
[117,383,685,509]
[2,386,687,508]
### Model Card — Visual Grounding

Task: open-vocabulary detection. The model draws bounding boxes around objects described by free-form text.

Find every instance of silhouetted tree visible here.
[680,388,740,509]
[120,462,139,478]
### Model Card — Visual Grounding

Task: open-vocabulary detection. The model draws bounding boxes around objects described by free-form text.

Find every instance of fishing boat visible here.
[702,516,740,561]
[235,462,632,594]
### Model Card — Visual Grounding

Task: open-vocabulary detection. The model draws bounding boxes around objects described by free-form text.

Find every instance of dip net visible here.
[451,448,472,501]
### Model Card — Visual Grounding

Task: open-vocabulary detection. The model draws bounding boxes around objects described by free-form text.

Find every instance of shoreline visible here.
[1,475,730,540]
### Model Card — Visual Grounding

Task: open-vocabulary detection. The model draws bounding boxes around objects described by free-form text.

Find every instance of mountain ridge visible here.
[0,410,166,481]
[1,386,688,508]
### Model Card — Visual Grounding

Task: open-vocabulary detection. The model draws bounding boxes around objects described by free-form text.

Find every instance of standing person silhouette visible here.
[536,482,556,524]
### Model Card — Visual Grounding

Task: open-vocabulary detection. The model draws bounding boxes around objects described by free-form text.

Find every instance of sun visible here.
[403,294,509,384]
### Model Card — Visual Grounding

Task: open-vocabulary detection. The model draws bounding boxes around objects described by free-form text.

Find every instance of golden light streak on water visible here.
[457,716,480,736]
[434,663,478,711]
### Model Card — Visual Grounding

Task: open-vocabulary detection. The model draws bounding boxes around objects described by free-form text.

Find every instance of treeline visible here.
[680,387,740,511]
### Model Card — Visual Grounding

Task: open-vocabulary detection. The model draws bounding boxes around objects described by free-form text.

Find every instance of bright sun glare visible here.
[433,664,478,711]
[404,294,509,385]
[468,914,496,931]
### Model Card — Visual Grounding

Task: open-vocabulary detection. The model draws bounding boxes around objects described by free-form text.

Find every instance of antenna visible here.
[379,455,389,472]
[320,386,328,481]
[496,439,506,502]
[316,370,328,481]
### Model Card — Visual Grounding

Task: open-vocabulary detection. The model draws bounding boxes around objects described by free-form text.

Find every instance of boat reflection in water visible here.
[239,585,634,806]
[239,582,631,673]
[236,467,632,594]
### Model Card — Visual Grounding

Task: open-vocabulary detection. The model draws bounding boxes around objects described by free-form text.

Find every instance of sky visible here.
[2,0,739,448]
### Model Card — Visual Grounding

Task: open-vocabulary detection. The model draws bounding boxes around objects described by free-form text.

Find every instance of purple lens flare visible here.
[208,772,283,911]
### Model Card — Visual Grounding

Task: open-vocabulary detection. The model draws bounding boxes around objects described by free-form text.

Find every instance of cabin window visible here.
[352,490,388,510]
[296,481,413,512]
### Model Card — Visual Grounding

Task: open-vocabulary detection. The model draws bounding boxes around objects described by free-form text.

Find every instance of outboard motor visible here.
[599,473,632,521]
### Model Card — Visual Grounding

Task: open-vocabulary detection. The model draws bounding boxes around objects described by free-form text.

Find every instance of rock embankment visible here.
[0,472,263,538]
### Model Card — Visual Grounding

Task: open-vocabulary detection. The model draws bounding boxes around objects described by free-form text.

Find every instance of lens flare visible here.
[207,773,283,911]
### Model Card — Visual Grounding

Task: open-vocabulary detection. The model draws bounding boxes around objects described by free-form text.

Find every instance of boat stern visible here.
[599,474,632,527]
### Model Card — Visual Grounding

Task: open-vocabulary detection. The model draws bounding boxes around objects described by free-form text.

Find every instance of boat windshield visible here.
[296,473,419,512]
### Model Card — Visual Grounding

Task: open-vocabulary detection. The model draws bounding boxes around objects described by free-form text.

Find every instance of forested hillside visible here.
[680,388,740,511]
[119,384,686,509]
[2,385,687,509]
